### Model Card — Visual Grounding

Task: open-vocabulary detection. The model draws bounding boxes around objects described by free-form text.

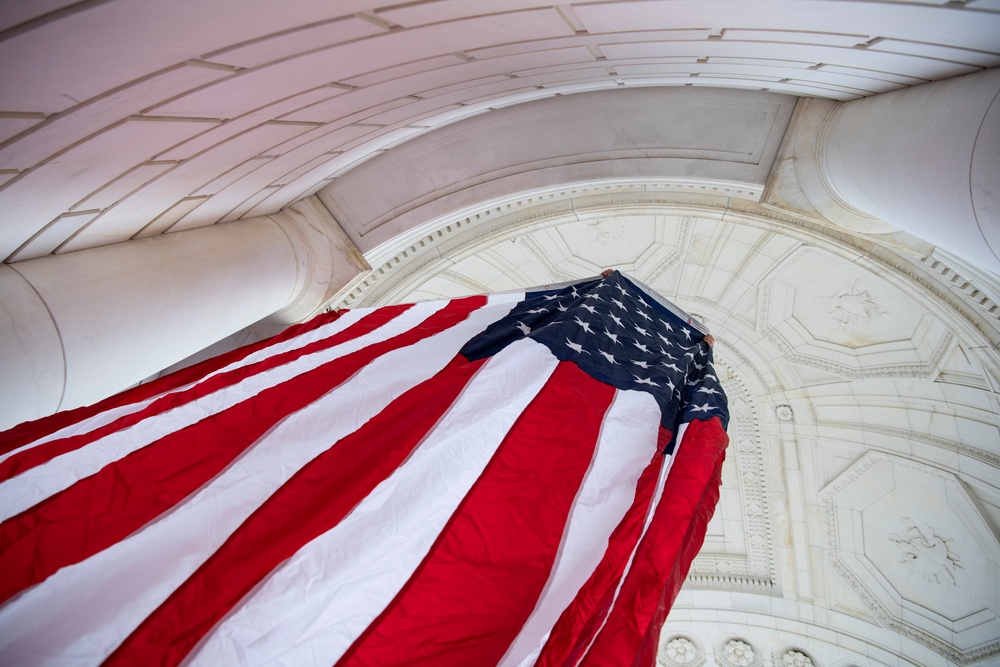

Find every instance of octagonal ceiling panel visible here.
[823,451,1000,663]
[785,249,921,348]
[759,247,952,379]
[555,215,658,270]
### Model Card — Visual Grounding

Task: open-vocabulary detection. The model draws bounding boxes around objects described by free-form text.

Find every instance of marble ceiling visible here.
[333,188,1000,667]
[2,0,999,262]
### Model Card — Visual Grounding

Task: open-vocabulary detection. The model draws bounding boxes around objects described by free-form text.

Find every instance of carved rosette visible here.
[658,634,705,667]
[781,649,814,667]
[717,638,757,667]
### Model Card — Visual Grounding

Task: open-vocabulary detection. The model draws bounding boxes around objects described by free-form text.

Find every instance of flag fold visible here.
[0,270,728,667]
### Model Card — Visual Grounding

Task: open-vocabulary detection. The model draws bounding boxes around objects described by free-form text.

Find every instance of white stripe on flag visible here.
[187,338,560,667]
[498,389,663,667]
[0,294,522,667]
[0,301,445,521]
[572,421,687,667]
[0,307,373,458]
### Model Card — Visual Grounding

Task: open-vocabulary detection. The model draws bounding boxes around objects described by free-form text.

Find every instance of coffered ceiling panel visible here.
[2,0,997,262]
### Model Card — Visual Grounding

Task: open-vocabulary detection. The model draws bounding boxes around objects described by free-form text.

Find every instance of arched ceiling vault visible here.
[2,0,999,262]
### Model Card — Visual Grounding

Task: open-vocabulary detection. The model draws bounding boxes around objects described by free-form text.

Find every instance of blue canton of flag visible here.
[462,270,729,451]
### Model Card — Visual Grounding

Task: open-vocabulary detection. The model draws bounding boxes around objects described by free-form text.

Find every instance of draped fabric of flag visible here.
[0,270,728,667]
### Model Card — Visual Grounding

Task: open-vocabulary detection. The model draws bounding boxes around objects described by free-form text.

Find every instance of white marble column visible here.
[820,67,1000,274]
[0,196,368,430]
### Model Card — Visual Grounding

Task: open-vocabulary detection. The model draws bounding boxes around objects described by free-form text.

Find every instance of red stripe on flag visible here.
[578,416,727,667]
[0,305,410,483]
[335,362,617,667]
[102,353,489,667]
[532,428,670,667]
[0,298,485,606]
[0,308,349,454]
[633,453,724,667]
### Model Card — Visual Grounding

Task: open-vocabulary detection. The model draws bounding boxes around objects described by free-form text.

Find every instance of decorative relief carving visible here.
[584,217,626,244]
[889,517,963,586]
[639,215,692,288]
[688,356,776,587]
[663,637,697,663]
[816,419,1000,470]
[822,451,1000,665]
[514,235,576,282]
[758,271,955,381]
[658,634,706,667]
[776,404,794,421]
[825,279,886,328]
[438,270,491,296]
[715,231,774,304]
[761,315,954,380]
[781,649,814,667]
[723,639,755,666]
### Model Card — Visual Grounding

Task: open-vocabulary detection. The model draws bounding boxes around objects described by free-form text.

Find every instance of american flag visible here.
[0,270,728,667]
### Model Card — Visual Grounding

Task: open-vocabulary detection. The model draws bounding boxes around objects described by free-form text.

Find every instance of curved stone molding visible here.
[688,357,776,589]
[663,608,932,667]
[318,87,794,253]
[263,196,370,325]
[784,99,894,236]
[821,451,1000,664]
[757,276,955,381]
[326,187,1000,352]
